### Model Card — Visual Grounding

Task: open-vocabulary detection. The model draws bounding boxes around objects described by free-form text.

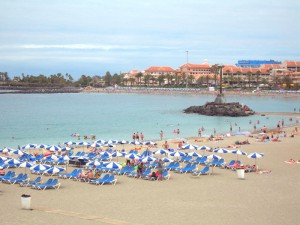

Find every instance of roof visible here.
[285,61,300,67]
[144,66,176,73]
[180,63,211,69]
[260,64,282,69]
[223,66,269,74]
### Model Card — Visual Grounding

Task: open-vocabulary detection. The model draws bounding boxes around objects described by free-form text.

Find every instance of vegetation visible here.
[0,70,299,90]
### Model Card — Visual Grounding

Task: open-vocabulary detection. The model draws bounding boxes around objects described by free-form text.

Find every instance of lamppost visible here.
[186,50,189,88]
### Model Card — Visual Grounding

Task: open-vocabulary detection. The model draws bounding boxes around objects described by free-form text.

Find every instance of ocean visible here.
[0,93,299,148]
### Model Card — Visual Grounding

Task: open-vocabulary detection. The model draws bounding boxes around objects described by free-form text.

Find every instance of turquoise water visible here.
[0,93,299,148]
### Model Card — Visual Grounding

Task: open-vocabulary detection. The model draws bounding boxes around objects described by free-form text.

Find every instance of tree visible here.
[236,71,243,88]
[174,72,180,86]
[128,78,135,86]
[282,75,293,89]
[144,74,152,86]
[255,71,261,88]
[157,74,165,86]
[205,75,210,86]
[196,76,204,86]
[111,73,121,85]
[103,71,112,86]
[246,71,252,88]
[188,75,195,85]
[135,72,143,85]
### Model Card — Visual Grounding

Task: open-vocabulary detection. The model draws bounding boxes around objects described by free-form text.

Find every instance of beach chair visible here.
[192,166,210,176]
[215,158,225,168]
[175,163,192,173]
[89,174,110,185]
[2,173,23,183]
[0,171,15,181]
[20,176,42,187]
[169,162,180,171]
[207,158,219,167]
[183,156,193,163]
[224,160,235,169]
[185,164,197,173]
[123,166,135,176]
[160,171,170,180]
[59,169,78,179]
[31,178,53,189]
[149,161,158,168]
[115,165,129,175]
[198,156,208,165]
[36,179,60,191]
[7,174,28,185]
[164,162,175,170]
[100,175,117,185]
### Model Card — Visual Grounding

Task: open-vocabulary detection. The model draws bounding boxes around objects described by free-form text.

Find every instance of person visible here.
[140,132,144,142]
[148,171,157,180]
[137,163,144,177]
[162,141,169,150]
[262,125,267,133]
[160,130,163,140]
[0,168,5,176]
[157,159,164,180]
[136,132,140,141]
[198,128,202,137]
[94,170,101,179]
[132,133,136,141]
[178,141,183,149]
[213,128,216,136]
[126,159,131,166]
[177,128,180,135]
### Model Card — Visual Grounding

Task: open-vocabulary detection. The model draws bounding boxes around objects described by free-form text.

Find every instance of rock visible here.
[184,102,255,117]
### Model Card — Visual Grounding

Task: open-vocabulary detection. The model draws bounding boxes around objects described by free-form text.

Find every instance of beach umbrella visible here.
[207,154,222,160]
[143,141,157,146]
[0,147,15,153]
[64,141,76,146]
[231,149,247,160]
[43,166,61,175]
[19,161,34,173]
[4,158,21,165]
[153,149,169,156]
[111,151,123,157]
[130,141,143,145]
[141,156,157,163]
[90,142,102,148]
[104,162,122,170]
[161,157,174,163]
[0,164,8,169]
[118,140,129,144]
[46,145,61,152]
[100,151,112,157]
[30,164,50,172]
[96,139,106,144]
[103,143,116,148]
[125,153,141,160]
[248,152,264,171]
[12,149,27,156]
[61,146,72,151]
[213,148,231,154]
[35,144,48,149]
[22,144,37,150]
[188,152,202,157]
[62,155,70,161]
[182,144,199,151]
[169,151,186,158]
[0,156,8,161]
[86,160,101,167]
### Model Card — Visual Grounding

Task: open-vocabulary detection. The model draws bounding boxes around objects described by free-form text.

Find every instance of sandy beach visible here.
[0,126,299,225]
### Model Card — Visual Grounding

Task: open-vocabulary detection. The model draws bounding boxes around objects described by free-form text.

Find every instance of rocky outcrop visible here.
[184,102,255,117]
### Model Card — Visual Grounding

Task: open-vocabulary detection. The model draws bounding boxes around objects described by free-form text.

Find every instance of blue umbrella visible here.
[12,150,28,156]
[22,144,37,150]
[0,164,8,169]
[141,156,157,163]
[0,147,15,153]
[231,149,247,160]
[30,164,50,172]
[118,140,129,144]
[61,146,72,151]
[43,166,61,175]
[105,162,122,169]
[125,153,141,160]
[143,141,157,146]
[188,152,202,157]
[4,158,21,165]
[248,152,264,171]
[64,141,76,146]
[153,149,169,155]
[182,144,199,151]
[213,148,231,154]
[90,142,101,148]
[130,141,143,145]
[169,151,186,157]
[35,144,49,149]
[19,161,35,173]
[46,145,61,152]
[161,157,174,163]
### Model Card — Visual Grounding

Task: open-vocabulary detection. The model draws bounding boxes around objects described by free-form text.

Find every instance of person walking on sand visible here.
[140,132,144,142]
[198,128,202,137]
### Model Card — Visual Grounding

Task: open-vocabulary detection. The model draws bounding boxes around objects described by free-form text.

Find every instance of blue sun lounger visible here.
[192,166,210,176]
[100,175,117,185]
[0,171,15,181]
[89,174,110,185]
[7,174,28,184]
[20,176,42,187]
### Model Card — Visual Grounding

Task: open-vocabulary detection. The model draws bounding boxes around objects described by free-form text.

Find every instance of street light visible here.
[186,50,189,88]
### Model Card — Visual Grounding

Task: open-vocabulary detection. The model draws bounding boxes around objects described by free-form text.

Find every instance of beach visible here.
[1,126,299,225]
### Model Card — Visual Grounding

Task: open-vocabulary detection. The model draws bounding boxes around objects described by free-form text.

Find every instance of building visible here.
[282,61,300,72]
[179,63,213,82]
[235,60,281,68]
[144,66,177,77]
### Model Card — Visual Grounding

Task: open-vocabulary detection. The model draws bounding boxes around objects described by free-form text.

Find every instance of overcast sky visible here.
[0,0,299,78]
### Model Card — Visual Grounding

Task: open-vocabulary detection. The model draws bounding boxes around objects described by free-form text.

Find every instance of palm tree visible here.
[123,78,128,86]
[236,71,242,88]
[174,72,180,86]
[144,74,151,86]
[128,78,135,86]
[246,71,252,88]
[196,76,204,87]
[282,75,293,89]
[135,72,143,85]
[255,71,261,88]
[188,75,195,85]
[205,75,210,87]
[158,74,165,86]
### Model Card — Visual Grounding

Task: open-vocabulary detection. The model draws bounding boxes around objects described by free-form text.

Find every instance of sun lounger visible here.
[20,176,42,187]
[100,175,117,185]
[59,169,80,179]
[0,171,15,181]
[2,173,24,184]
[89,174,110,185]
[164,162,175,170]
[215,159,225,168]
[192,166,210,176]
[175,163,192,173]
[168,162,180,171]
[32,178,57,190]
[8,174,28,184]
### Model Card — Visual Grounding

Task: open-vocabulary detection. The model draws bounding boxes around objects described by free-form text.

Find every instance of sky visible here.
[0,0,299,79]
